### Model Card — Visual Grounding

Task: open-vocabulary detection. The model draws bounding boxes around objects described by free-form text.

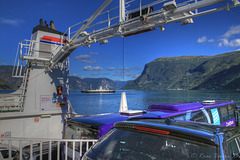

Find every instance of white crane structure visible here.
[0,0,239,158]
[50,0,240,67]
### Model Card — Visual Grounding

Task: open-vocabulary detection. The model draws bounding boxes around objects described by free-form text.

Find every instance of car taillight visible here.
[135,126,169,135]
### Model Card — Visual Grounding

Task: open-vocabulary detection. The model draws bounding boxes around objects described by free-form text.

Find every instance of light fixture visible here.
[160,26,165,31]
[162,1,177,11]
[181,18,194,25]
[181,11,194,25]
[79,31,89,37]
[100,39,109,45]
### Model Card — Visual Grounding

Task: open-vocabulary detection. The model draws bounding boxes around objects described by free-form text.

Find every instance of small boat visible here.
[81,86,115,93]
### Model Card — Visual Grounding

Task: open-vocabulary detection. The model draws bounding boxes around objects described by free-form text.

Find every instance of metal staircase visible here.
[9,39,45,112]
[0,40,33,112]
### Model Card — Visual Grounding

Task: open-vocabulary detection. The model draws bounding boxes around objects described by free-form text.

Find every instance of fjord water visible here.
[69,90,240,115]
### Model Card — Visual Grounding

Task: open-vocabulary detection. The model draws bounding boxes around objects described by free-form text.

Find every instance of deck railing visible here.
[0,137,98,160]
[0,94,22,112]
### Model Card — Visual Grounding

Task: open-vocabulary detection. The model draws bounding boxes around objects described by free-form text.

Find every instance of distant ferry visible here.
[81,86,115,93]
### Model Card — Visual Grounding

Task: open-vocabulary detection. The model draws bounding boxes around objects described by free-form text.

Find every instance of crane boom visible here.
[50,0,240,68]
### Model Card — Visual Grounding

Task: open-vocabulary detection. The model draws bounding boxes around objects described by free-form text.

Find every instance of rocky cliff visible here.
[124,51,240,90]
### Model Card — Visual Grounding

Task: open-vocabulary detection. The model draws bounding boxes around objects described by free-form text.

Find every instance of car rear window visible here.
[91,129,217,160]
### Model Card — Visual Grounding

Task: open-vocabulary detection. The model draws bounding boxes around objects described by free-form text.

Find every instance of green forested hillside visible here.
[124,51,240,90]
[0,66,22,90]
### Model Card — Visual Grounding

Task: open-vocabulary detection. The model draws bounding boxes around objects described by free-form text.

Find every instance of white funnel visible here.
[119,91,128,112]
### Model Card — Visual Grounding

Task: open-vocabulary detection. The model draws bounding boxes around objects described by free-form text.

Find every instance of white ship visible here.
[81,86,115,93]
[0,0,239,159]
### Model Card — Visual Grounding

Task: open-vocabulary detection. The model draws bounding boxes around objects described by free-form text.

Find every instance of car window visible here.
[219,106,229,123]
[228,138,240,160]
[0,150,8,159]
[92,129,217,160]
[0,150,18,159]
[190,110,208,123]
[174,110,208,123]
[173,114,186,121]
[228,104,235,120]
[208,104,236,125]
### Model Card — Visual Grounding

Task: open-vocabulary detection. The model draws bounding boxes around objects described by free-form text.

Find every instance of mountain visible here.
[0,66,22,90]
[114,80,129,88]
[69,76,120,90]
[69,76,88,90]
[0,66,120,90]
[124,51,240,90]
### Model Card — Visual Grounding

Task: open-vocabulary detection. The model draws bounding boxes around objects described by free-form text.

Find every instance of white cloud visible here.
[222,25,240,39]
[74,54,96,63]
[0,18,23,26]
[108,67,122,71]
[208,39,215,43]
[218,25,240,48]
[84,66,103,71]
[74,52,100,63]
[218,38,229,47]
[219,38,240,47]
[229,39,240,47]
[197,36,207,43]
[72,73,79,77]
[107,66,141,71]
[89,52,99,55]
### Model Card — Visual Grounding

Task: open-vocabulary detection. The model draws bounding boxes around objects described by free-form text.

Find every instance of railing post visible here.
[72,141,75,160]
[108,10,111,27]
[80,141,83,157]
[19,140,23,160]
[68,27,71,40]
[65,141,68,160]
[48,141,52,160]
[195,0,198,13]
[86,141,89,150]
[119,0,126,23]
[57,141,60,160]
[140,0,142,16]
[30,140,33,160]
[40,141,43,160]
[8,140,12,159]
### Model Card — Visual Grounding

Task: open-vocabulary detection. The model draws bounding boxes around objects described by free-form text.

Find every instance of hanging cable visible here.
[122,36,125,89]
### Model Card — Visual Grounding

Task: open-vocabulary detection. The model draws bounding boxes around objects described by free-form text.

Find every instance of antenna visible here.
[119,36,128,112]
[119,91,128,112]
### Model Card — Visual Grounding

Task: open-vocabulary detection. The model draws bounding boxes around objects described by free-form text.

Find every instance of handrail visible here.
[0,137,98,160]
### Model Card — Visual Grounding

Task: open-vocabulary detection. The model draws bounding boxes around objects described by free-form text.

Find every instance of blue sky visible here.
[0,0,240,81]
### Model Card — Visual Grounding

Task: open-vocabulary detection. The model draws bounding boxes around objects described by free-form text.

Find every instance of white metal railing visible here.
[0,95,22,112]
[0,137,98,160]
[63,0,198,42]
[12,40,32,78]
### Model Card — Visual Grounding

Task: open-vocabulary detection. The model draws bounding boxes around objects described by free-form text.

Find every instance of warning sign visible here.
[34,117,40,123]
[41,96,51,107]
[40,95,57,110]
[57,86,63,95]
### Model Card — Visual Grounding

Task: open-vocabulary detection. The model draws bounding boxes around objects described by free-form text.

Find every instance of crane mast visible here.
[50,0,240,67]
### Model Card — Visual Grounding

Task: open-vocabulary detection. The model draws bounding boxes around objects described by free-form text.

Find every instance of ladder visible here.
[11,40,37,111]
